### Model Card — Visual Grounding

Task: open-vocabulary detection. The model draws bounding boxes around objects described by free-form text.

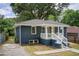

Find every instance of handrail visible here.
[51,33,62,41]
[58,34,68,42]
[51,33,68,48]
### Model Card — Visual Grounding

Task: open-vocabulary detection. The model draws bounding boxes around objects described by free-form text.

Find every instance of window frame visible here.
[31,26,37,35]
[41,27,45,33]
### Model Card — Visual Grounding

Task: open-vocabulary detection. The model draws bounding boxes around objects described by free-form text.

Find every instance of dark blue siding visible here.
[39,39,51,45]
[50,40,61,48]
[64,27,67,37]
[39,39,61,48]
[21,26,29,44]
[21,26,41,44]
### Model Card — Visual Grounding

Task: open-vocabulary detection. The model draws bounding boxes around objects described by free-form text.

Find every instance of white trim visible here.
[62,27,64,36]
[14,27,16,43]
[15,24,69,27]
[58,26,60,35]
[59,27,64,36]
[51,26,54,39]
[31,26,37,35]
[19,26,21,45]
[45,26,48,39]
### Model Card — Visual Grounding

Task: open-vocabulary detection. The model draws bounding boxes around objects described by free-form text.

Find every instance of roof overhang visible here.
[15,23,70,27]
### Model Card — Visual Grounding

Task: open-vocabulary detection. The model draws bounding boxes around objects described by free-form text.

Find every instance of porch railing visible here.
[40,33,46,39]
[51,33,68,48]
[40,33,56,39]
[40,33,68,48]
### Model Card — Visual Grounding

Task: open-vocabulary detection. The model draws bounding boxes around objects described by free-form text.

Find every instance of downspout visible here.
[19,26,21,45]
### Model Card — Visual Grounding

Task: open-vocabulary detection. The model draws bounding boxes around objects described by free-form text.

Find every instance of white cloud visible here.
[5,15,16,18]
[69,3,79,10]
[0,9,7,15]
[0,4,16,18]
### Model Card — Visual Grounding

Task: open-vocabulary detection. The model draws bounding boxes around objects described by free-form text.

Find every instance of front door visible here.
[59,27,64,36]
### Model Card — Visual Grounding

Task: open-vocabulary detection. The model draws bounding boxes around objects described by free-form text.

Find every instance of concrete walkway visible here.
[69,48,79,53]
[34,48,70,55]
[34,48,79,55]
[0,44,30,56]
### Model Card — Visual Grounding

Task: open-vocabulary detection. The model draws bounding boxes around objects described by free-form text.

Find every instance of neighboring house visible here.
[67,26,79,44]
[0,33,5,44]
[15,19,69,48]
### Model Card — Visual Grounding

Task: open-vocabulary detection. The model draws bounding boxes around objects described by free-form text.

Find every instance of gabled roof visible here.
[15,19,69,27]
[67,26,79,33]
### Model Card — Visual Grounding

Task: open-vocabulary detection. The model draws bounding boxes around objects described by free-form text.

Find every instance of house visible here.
[0,33,5,44]
[67,26,79,44]
[15,19,69,48]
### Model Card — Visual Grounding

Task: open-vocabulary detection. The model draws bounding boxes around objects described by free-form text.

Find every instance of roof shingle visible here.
[15,19,69,27]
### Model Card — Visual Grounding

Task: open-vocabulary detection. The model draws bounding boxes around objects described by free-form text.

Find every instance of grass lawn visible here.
[4,36,79,56]
[5,36,15,44]
[69,42,79,50]
[41,51,79,56]
[0,45,2,48]
[23,43,79,56]
[23,44,56,55]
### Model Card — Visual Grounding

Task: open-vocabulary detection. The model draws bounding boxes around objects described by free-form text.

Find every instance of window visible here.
[41,27,45,33]
[31,26,36,34]
[48,27,52,33]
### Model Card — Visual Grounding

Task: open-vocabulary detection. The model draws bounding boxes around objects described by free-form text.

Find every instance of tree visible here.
[0,14,4,19]
[0,18,15,36]
[61,9,79,27]
[10,3,69,22]
[48,15,56,20]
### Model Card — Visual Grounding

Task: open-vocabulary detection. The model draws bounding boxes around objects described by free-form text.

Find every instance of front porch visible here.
[39,26,68,48]
[40,26,65,40]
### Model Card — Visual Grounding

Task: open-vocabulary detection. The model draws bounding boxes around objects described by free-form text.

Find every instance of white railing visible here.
[51,33,68,48]
[40,33,52,39]
[58,33,68,46]
[40,33,66,40]
[40,33,46,39]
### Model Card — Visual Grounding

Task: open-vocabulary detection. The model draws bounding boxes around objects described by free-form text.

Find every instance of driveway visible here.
[0,44,30,56]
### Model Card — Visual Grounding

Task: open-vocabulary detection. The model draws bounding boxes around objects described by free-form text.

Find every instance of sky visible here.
[0,3,79,18]
[0,3,16,18]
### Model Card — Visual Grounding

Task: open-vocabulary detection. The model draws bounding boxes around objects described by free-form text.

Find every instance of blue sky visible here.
[0,3,79,18]
[0,3,16,18]
[68,3,79,10]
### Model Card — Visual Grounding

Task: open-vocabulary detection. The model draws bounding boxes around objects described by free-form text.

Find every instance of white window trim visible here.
[31,26,37,35]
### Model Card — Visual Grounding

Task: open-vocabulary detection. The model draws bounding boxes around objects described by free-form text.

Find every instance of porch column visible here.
[51,26,54,39]
[62,27,64,36]
[19,26,21,45]
[45,26,48,39]
[58,26,60,35]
